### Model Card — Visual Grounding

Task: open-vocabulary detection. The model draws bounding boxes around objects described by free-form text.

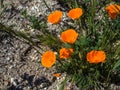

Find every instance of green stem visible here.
[90,0,96,34]
[75,0,78,8]
[57,59,65,69]
[78,19,86,36]
[106,70,111,90]
[42,0,52,12]
[0,23,43,54]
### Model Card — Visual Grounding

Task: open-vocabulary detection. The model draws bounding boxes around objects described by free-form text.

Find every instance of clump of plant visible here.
[40,0,120,90]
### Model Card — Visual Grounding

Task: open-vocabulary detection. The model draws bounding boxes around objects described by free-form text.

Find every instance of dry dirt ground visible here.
[0,0,80,90]
[0,0,120,90]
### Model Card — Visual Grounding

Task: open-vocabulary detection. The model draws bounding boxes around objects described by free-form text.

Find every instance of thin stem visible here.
[78,19,86,36]
[42,0,52,12]
[75,0,78,8]
[0,23,44,54]
[0,0,3,8]
[57,58,65,69]
[106,70,111,90]
[90,0,96,34]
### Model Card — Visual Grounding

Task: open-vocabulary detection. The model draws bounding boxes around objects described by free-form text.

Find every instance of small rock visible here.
[11,78,17,86]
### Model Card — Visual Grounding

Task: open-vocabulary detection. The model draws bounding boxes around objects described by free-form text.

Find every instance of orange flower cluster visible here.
[60,29,78,44]
[41,5,112,68]
[105,4,120,19]
[47,10,63,24]
[47,8,83,24]
[68,8,83,20]
[59,48,73,59]
[86,50,106,64]
[41,51,56,68]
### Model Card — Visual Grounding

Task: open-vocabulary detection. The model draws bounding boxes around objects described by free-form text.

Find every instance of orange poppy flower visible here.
[53,73,61,77]
[60,29,78,44]
[86,50,106,64]
[68,8,83,20]
[60,48,73,59]
[41,51,56,68]
[105,4,120,19]
[47,10,63,24]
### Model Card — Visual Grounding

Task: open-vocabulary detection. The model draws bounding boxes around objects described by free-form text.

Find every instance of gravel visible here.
[0,31,69,90]
[0,0,76,90]
[1,0,120,90]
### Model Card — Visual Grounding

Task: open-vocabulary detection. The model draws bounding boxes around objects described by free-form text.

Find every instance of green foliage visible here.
[21,9,48,31]
[29,16,42,30]
[54,0,120,89]
[21,9,28,18]
[36,33,62,51]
